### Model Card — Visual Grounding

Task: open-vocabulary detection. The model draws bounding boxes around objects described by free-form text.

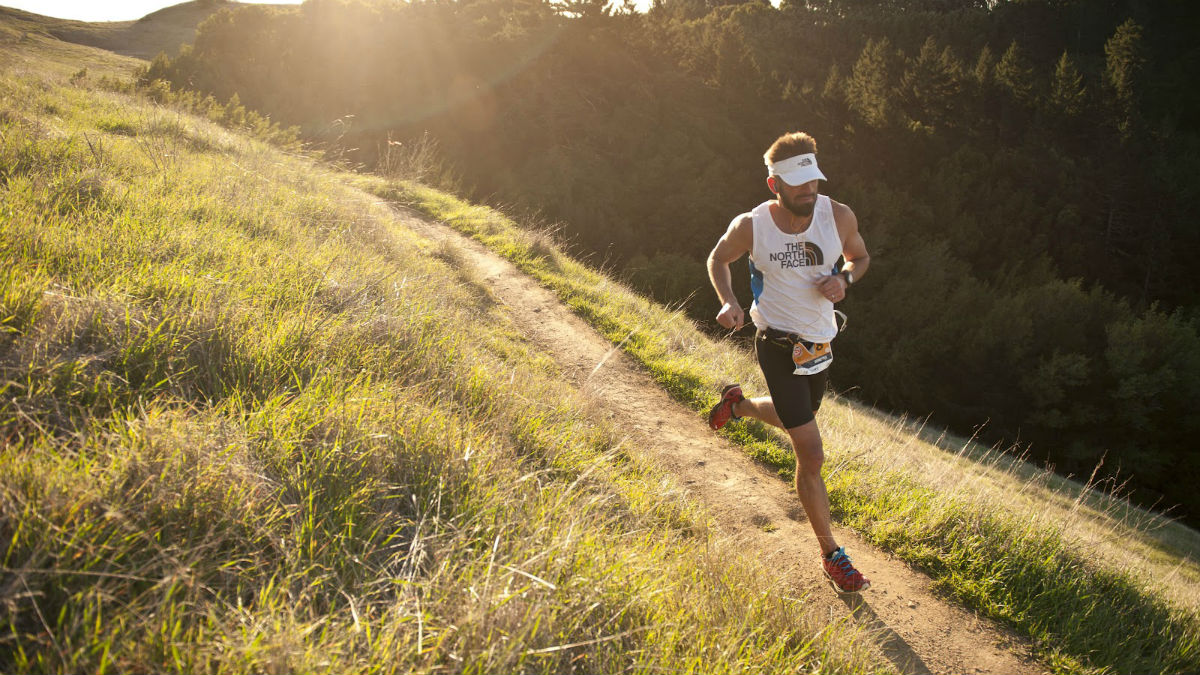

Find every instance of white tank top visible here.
[747,196,842,342]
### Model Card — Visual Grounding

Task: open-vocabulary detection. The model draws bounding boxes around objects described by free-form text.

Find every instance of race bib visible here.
[792,341,832,376]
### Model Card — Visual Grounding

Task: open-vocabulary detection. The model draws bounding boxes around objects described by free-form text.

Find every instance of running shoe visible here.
[822,547,871,593]
[707,384,744,430]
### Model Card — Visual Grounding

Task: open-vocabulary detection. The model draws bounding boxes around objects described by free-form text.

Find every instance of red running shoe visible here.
[822,547,871,593]
[707,384,745,430]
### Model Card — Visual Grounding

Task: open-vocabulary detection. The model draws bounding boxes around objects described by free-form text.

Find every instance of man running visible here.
[706,131,872,593]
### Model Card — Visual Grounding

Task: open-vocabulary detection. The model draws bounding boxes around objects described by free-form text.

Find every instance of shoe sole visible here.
[708,384,742,430]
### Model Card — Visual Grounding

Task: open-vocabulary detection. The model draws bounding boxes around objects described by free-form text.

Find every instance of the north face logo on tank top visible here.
[768,241,824,268]
[747,196,842,342]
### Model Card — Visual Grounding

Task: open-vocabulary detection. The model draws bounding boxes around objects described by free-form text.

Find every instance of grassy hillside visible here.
[0,30,882,674]
[0,1,262,59]
[4,13,1200,675]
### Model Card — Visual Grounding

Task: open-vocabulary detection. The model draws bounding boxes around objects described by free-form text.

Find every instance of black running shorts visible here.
[754,331,828,429]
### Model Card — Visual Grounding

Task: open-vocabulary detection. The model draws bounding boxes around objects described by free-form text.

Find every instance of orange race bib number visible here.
[792,341,832,376]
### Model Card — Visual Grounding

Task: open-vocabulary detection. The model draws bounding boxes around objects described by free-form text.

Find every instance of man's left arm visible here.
[816,202,869,302]
[836,202,869,286]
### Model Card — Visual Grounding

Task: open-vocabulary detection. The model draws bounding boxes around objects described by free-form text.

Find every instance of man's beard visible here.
[781,193,816,218]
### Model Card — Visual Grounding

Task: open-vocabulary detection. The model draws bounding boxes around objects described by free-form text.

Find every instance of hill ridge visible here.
[0,1,258,59]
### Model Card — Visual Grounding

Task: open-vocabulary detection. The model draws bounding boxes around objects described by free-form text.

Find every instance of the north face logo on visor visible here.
[800,157,813,166]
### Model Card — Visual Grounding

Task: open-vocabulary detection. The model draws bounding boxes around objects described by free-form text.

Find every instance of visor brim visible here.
[774,167,827,186]
[766,152,828,185]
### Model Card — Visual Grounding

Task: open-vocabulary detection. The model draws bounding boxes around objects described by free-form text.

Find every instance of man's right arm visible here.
[707,213,753,331]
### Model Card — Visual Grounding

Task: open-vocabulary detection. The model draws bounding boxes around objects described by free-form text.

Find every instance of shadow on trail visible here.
[839,593,932,675]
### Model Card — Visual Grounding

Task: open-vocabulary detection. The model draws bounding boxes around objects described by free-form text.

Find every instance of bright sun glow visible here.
[0,0,303,22]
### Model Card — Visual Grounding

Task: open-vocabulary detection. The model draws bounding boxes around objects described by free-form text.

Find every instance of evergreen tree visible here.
[899,36,963,131]
[846,37,897,129]
[993,40,1036,134]
[1049,51,1086,120]
[995,40,1034,104]
[1104,18,1145,141]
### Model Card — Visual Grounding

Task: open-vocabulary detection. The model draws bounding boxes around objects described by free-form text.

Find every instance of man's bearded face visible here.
[775,179,818,217]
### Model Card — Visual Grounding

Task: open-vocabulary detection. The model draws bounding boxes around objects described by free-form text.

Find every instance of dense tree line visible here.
[147,0,1200,523]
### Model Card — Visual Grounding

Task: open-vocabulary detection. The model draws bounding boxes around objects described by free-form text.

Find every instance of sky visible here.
[0,0,303,22]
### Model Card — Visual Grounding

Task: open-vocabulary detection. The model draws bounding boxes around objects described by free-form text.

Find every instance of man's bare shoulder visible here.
[711,211,754,262]
[828,197,854,216]
[829,199,859,230]
[722,212,754,240]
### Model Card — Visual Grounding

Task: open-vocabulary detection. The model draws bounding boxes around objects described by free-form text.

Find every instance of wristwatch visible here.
[840,269,854,285]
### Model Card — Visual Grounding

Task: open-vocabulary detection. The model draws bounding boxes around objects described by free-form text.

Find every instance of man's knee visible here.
[795,445,825,475]
[787,423,824,475]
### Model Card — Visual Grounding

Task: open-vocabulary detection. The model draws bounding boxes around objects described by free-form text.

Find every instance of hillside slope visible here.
[0,1,265,59]
[3,17,1199,675]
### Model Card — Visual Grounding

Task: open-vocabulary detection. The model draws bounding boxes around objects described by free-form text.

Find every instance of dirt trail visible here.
[401,210,1047,675]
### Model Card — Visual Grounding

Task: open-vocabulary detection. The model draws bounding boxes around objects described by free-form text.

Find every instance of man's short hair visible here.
[764,132,818,165]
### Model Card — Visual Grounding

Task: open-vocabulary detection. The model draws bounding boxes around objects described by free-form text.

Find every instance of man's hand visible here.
[816,274,848,303]
[716,302,745,331]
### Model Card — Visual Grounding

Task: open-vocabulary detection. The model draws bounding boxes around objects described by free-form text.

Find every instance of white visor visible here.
[766,152,827,186]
